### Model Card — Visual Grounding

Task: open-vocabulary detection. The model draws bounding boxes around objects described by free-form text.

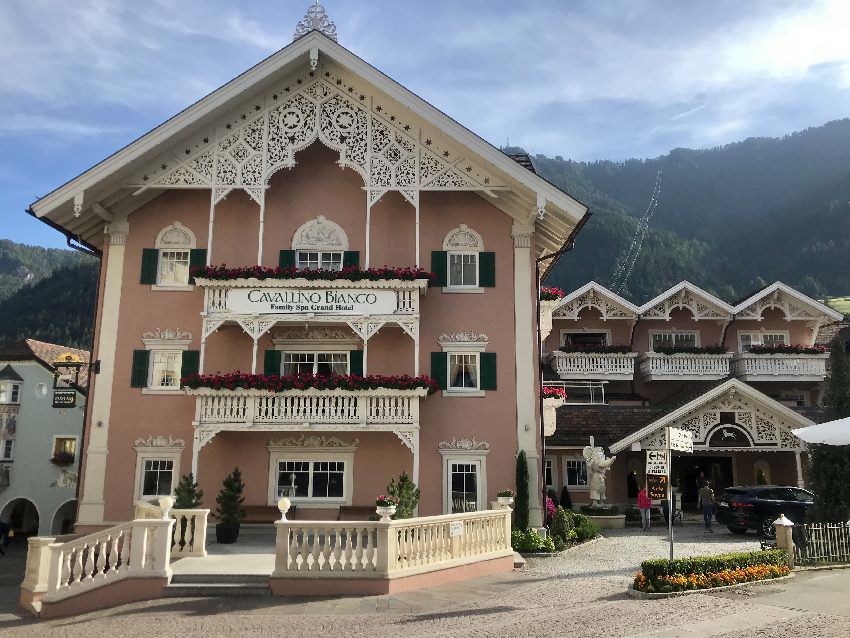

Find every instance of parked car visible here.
[715,485,814,537]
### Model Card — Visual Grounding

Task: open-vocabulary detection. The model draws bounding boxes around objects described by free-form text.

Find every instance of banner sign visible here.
[668,427,694,453]
[227,288,398,315]
[52,389,76,408]
[647,474,668,500]
[646,450,669,476]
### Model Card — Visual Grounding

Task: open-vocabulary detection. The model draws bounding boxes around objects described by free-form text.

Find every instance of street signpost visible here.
[645,428,694,560]
[646,450,668,476]
[646,474,667,500]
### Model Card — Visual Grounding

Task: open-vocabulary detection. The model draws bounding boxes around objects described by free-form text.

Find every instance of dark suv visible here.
[715,485,814,537]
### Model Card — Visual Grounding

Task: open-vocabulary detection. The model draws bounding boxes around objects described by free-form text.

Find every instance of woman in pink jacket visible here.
[637,483,652,532]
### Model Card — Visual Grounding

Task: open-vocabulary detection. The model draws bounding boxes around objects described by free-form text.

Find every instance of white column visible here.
[365,201,373,269]
[414,192,420,268]
[411,428,420,486]
[206,191,216,264]
[256,193,266,265]
[414,329,420,376]
[512,222,543,527]
[251,337,259,374]
[795,451,804,488]
[78,218,129,525]
[191,431,201,478]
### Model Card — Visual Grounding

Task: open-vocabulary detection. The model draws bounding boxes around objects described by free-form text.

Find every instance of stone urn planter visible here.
[585,514,626,530]
[376,505,396,522]
[497,496,515,509]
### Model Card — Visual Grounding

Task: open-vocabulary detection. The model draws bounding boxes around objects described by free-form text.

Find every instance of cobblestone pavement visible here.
[2,525,849,637]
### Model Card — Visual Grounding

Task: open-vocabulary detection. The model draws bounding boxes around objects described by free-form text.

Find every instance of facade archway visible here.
[0,497,40,535]
[51,499,77,535]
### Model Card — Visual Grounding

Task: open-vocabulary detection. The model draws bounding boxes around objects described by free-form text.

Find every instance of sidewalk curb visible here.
[520,535,604,558]
[627,574,794,599]
[794,563,850,573]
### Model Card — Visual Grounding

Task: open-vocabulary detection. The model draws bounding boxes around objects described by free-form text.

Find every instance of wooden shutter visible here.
[263,350,282,376]
[349,350,364,376]
[180,350,200,383]
[431,352,448,390]
[430,251,447,287]
[140,249,159,284]
[343,251,360,269]
[131,350,150,388]
[480,352,497,390]
[188,249,207,284]
[279,250,296,269]
[478,252,496,287]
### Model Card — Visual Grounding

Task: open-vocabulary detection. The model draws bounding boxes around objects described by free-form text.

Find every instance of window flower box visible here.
[191,264,435,283]
[50,451,76,467]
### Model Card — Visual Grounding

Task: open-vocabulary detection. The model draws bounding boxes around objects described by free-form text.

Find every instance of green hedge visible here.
[511,529,555,553]
[641,549,787,581]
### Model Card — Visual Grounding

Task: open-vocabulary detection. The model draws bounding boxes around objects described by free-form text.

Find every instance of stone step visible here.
[165,583,271,598]
[171,573,269,585]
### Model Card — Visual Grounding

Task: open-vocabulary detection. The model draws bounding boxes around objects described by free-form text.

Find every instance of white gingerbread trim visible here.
[142,329,193,350]
[291,215,349,252]
[266,434,359,451]
[437,437,491,454]
[155,222,196,249]
[442,224,483,251]
[133,434,186,452]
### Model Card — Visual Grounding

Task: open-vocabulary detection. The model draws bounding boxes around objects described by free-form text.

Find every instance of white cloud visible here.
[0,114,123,136]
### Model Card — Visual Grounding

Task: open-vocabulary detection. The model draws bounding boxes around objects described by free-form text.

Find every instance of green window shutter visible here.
[343,251,360,269]
[349,350,364,376]
[180,350,200,383]
[263,350,282,376]
[431,352,448,390]
[188,249,207,284]
[140,249,159,285]
[479,252,496,287]
[279,250,296,269]
[431,251,447,287]
[480,352,497,390]
[131,350,150,388]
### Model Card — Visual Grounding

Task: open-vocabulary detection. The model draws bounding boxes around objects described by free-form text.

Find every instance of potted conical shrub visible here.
[215,467,245,544]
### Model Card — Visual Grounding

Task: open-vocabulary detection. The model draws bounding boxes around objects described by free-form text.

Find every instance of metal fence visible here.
[793,522,850,565]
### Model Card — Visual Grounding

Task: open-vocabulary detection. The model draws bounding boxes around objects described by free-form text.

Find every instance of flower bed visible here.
[181,372,439,394]
[540,286,566,301]
[191,264,434,282]
[747,344,827,355]
[633,550,789,593]
[653,344,728,355]
[559,344,632,354]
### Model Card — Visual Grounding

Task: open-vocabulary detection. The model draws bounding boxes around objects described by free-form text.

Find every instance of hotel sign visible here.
[227,288,398,315]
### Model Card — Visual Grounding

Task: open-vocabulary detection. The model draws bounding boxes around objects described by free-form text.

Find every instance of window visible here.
[562,332,608,347]
[275,459,346,500]
[448,253,478,288]
[1,440,13,461]
[282,352,348,376]
[449,353,479,391]
[149,351,182,389]
[158,250,190,286]
[651,332,698,351]
[739,332,788,352]
[0,382,21,404]
[141,459,174,497]
[52,437,77,460]
[449,461,480,513]
[565,459,587,487]
[296,251,343,271]
[544,459,554,489]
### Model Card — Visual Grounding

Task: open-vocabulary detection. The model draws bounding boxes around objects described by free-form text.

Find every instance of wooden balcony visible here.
[637,352,733,381]
[188,387,428,429]
[549,351,638,381]
[732,353,828,382]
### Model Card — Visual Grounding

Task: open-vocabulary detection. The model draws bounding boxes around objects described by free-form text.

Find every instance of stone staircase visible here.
[166,573,271,597]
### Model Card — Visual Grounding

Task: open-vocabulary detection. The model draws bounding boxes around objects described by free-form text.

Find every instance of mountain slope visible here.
[0,238,89,302]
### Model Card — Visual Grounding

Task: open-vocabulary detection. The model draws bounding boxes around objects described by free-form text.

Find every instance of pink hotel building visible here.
[29,28,587,530]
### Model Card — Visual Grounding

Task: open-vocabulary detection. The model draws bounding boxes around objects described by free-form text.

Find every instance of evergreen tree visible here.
[515,450,530,530]
[174,473,203,509]
[807,338,850,522]
[215,467,245,524]
[386,472,420,519]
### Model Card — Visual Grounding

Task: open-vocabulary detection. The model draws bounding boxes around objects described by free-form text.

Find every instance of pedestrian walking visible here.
[698,480,715,533]
[0,520,10,557]
[637,483,652,531]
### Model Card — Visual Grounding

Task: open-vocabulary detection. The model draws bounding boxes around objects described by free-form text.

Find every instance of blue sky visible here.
[3,0,849,248]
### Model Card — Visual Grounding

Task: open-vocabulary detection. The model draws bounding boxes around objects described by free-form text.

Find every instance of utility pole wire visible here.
[610,170,663,295]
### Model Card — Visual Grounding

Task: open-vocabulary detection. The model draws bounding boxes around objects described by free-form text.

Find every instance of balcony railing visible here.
[550,351,637,381]
[637,352,733,380]
[188,387,428,428]
[732,353,828,382]
[543,381,608,405]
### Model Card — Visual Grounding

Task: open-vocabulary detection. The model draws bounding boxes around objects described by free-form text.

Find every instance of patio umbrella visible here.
[792,417,850,445]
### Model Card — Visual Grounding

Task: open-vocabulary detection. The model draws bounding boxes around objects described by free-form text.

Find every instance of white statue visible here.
[583,436,617,506]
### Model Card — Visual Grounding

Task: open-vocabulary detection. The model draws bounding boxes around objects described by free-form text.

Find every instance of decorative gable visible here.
[734,282,842,322]
[553,282,639,321]
[638,282,732,321]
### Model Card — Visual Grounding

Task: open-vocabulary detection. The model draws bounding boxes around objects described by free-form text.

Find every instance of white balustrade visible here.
[190,388,426,428]
[133,501,209,558]
[638,352,733,380]
[732,353,827,381]
[40,518,174,603]
[272,509,512,579]
[550,351,637,380]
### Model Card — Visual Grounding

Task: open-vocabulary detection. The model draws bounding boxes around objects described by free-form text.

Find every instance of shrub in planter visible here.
[511,529,555,553]
[215,467,245,544]
[386,472,419,519]
[174,473,204,509]
[497,489,515,498]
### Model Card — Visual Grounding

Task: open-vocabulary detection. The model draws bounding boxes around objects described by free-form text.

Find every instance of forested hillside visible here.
[534,118,850,303]
[0,239,87,302]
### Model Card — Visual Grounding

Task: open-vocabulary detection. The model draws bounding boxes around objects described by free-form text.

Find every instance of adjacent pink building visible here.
[29,29,587,530]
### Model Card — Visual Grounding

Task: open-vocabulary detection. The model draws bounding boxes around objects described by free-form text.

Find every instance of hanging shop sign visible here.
[52,389,77,408]
[646,450,669,476]
[668,427,694,453]
[227,288,398,315]
[647,474,668,501]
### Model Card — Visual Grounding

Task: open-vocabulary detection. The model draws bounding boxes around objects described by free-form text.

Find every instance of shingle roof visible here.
[0,339,90,390]
[505,152,536,174]
[0,364,23,382]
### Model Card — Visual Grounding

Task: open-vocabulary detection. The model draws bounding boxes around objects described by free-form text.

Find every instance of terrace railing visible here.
[134,501,209,558]
[637,352,733,380]
[732,353,828,382]
[550,351,637,381]
[793,522,850,565]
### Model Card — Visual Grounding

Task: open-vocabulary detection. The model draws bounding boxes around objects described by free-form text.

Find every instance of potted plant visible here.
[386,472,420,519]
[496,489,515,508]
[215,467,245,544]
[50,451,75,466]
[174,472,204,508]
[375,494,399,521]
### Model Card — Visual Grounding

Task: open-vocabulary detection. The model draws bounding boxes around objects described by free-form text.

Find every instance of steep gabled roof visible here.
[29,31,586,256]
[553,281,640,320]
[0,339,90,390]
[638,281,734,320]
[0,365,23,382]
[733,281,843,322]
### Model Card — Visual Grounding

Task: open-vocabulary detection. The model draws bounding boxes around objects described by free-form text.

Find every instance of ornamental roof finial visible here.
[293,1,338,42]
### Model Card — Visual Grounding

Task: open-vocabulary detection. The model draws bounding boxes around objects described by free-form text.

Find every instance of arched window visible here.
[154,222,196,287]
[291,216,350,271]
[753,459,771,485]
[442,224,484,289]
